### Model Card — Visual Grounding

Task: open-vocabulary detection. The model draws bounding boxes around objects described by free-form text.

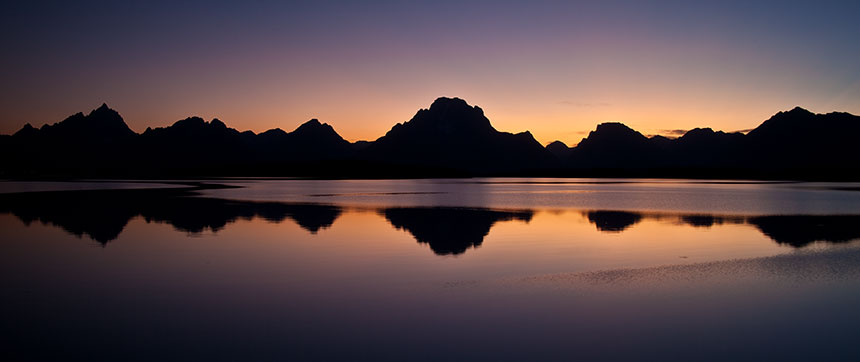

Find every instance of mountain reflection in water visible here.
[382,207,533,255]
[2,186,860,255]
[0,186,342,242]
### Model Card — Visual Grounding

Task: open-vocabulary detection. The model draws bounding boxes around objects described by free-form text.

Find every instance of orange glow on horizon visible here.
[9,95,833,148]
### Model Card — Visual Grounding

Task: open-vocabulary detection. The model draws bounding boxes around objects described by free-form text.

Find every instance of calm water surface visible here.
[2,178,860,361]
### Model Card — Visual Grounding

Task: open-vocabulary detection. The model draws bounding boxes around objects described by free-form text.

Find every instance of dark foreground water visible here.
[2,179,860,361]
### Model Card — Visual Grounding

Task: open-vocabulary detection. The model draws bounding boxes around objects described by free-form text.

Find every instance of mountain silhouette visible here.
[744,107,860,171]
[2,100,859,179]
[545,140,572,160]
[253,118,353,163]
[556,106,860,179]
[381,206,533,255]
[670,128,745,168]
[20,103,136,140]
[567,123,662,169]
[0,102,362,176]
[139,117,249,172]
[362,97,555,174]
[3,103,138,175]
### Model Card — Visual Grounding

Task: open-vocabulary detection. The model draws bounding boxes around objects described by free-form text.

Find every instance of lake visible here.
[2,178,860,361]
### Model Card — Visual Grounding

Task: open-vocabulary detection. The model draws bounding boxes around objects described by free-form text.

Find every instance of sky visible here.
[1,0,859,145]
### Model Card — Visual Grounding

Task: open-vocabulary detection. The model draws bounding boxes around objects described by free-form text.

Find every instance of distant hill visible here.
[136,117,353,173]
[558,106,860,179]
[567,122,661,169]
[545,140,572,160]
[1,98,859,179]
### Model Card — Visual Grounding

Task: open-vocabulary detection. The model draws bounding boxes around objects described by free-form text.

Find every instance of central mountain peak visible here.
[290,118,348,145]
[577,122,649,148]
[365,97,551,173]
[392,97,495,137]
[429,96,471,111]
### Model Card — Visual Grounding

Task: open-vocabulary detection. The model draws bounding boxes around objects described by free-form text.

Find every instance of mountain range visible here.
[1,97,858,179]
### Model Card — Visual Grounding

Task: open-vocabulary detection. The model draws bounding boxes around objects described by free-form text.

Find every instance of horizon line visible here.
[3,99,834,145]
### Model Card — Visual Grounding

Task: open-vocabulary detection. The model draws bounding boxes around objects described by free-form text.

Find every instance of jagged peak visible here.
[509,130,540,144]
[88,103,118,116]
[176,116,205,124]
[12,123,38,137]
[766,106,814,121]
[25,104,135,137]
[748,106,819,137]
[430,96,471,109]
[585,122,646,140]
[575,122,650,149]
[424,97,487,118]
[294,118,334,133]
[210,118,226,128]
[593,122,636,132]
[392,97,492,134]
[290,119,346,144]
[825,111,854,117]
[169,116,207,129]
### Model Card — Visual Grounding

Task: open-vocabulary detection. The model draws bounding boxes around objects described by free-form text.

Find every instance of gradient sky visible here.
[2,0,859,145]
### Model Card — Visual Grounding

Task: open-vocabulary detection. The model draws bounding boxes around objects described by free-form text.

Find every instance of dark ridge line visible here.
[2,97,859,180]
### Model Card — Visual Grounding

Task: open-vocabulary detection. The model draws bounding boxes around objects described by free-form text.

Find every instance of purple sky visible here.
[2,0,858,145]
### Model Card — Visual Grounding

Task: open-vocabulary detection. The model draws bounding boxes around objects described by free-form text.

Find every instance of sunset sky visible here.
[1,1,859,145]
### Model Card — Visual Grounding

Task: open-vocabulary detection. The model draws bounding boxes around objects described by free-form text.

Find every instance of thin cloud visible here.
[649,129,689,138]
[661,129,689,136]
